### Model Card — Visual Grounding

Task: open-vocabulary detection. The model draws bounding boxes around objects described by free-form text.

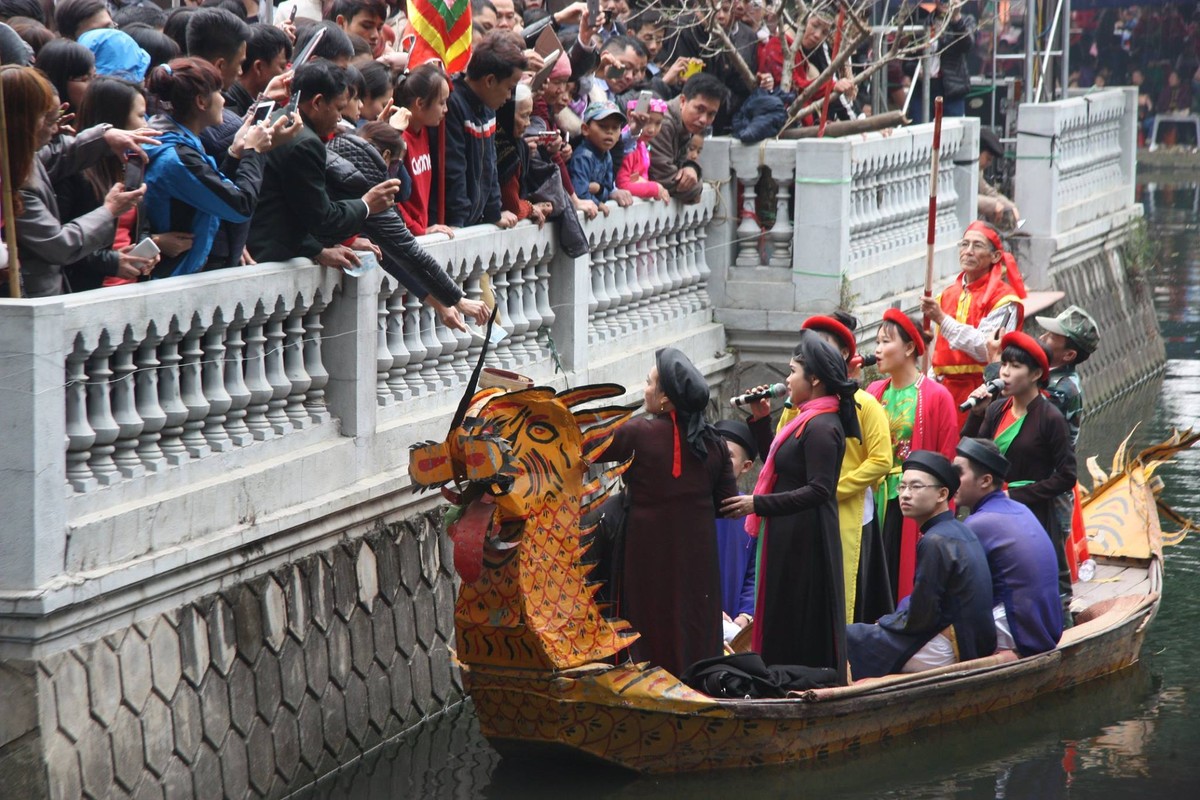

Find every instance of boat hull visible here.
[465,590,1157,773]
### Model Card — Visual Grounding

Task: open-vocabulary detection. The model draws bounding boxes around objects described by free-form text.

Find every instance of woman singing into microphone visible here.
[866,310,959,605]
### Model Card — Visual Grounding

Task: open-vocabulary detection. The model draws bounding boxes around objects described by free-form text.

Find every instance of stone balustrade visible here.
[0,190,728,656]
[1015,88,1137,242]
[705,120,978,360]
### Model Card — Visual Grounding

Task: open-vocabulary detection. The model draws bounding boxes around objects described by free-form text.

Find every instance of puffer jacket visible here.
[325,133,463,306]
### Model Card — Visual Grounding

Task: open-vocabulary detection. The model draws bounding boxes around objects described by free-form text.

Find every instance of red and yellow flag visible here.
[406,0,472,73]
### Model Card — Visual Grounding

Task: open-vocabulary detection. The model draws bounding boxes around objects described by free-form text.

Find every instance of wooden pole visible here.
[780,110,908,139]
[0,78,22,299]
[922,96,944,373]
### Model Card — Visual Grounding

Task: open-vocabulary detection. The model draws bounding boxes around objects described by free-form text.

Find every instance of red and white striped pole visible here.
[921,96,944,372]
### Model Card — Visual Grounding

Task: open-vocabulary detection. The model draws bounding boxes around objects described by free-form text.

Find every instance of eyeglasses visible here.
[956,240,993,252]
[897,481,943,495]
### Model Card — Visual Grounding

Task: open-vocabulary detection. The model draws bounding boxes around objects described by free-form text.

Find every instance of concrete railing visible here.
[1014,88,1137,240]
[0,190,727,652]
[703,120,978,359]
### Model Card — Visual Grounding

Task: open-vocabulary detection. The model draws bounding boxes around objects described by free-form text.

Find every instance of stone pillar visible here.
[792,138,852,314]
[548,246,589,375]
[697,137,734,309]
[1015,103,1061,239]
[0,300,67,592]
[1117,86,1138,206]
[321,260,380,438]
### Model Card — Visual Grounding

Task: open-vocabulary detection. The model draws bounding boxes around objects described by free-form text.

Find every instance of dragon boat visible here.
[408,379,1197,774]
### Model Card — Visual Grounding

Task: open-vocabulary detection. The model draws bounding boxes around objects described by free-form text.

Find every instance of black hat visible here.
[956,437,1010,480]
[902,450,960,495]
[714,419,758,463]
[980,127,1005,158]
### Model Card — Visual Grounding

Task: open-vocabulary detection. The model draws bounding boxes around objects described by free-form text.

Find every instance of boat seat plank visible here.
[1072,564,1151,605]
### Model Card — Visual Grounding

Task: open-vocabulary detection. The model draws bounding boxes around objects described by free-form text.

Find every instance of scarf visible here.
[744,394,839,537]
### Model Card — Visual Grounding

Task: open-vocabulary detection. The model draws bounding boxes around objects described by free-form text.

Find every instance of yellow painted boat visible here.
[409,385,1196,774]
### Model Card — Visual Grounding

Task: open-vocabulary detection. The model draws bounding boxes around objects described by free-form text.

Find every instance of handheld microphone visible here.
[730,383,787,408]
[850,353,878,369]
[959,378,1006,412]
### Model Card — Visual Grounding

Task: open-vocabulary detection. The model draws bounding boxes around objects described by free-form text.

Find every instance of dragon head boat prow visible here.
[409,381,639,672]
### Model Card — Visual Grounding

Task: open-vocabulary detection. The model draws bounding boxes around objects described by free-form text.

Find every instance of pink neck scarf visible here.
[744,394,839,536]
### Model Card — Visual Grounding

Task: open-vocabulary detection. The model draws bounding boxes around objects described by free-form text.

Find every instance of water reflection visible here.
[309,182,1200,798]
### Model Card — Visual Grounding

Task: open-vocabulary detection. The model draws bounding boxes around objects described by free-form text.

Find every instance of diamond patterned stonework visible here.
[2,513,461,799]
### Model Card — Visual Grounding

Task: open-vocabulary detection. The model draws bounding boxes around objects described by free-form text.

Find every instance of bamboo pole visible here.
[921,96,944,373]
[0,77,21,299]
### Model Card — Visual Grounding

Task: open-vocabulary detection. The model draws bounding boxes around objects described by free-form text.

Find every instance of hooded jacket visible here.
[142,117,264,277]
[325,133,463,306]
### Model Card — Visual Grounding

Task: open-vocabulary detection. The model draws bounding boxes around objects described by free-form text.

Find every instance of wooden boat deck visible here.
[1073,559,1154,606]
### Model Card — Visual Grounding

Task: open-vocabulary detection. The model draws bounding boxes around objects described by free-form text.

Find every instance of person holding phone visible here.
[142,57,302,278]
[3,65,159,297]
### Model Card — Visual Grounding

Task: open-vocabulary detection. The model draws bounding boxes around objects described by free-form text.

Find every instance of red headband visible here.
[966,221,1004,253]
[1001,331,1050,379]
[802,316,857,359]
[883,308,926,356]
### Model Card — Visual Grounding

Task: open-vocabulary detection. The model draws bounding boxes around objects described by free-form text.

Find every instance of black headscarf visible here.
[656,348,717,471]
[791,331,862,441]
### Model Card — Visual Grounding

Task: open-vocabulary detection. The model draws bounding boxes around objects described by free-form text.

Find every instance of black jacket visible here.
[444,77,501,227]
[247,119,367,262]
[325,133,463,306]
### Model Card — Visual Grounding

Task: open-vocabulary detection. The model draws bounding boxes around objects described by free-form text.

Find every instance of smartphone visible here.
[251,99,275,124]
[682,59,703,79]
[635,89,653,115]
[128,236,160,260]
[605,64,627,81]
[587,0,600,26]
[286,90,302,114]
[288,5,297,23]
[123,159,144,192]
[291,27,326,69]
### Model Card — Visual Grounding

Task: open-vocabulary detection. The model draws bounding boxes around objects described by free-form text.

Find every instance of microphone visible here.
[730,383,787,408]
[959,378,1006,412]
[850,353,878,369]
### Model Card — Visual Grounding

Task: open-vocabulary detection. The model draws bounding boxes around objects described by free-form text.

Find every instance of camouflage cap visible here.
[1035,305,1100,355]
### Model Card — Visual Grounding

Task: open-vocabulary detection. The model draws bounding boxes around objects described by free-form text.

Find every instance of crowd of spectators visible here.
[4,2,822,307]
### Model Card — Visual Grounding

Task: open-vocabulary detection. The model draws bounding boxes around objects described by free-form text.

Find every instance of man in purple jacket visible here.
[954,438,1064,656]
[714,419,758,642]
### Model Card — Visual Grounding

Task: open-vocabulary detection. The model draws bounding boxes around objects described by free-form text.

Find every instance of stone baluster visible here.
[639,226,662,324]
[178,320,212,459]
[65,344,97,492]
[222,313,253,446]
[461,263,485,380]
[418,304,444,389]
[486,263,510,367]
[534,247,555,357]
[84,333,122,484]
[434,313,459,389]
[632,225,655,328]
[200,313,233,452]
[401,291,428,397]
[601,236,622,336]
[620,234,643,334]
[263,302,293,435]
[586,238,601,345]
[301,292,331,425]
[383,286,411,403]
[376,290,395,406]
[608,237,632,338]
[769,165,794,269]
[283,301,313,427]
[156,329,190,464]
[503,252,530,365]
[589,233,612,343]
[134,325,168,472]
[677,221,699,314]
[109,329,146,478]
[735,171,762,266]
[242,306,275,440]
[521,254,543,361]
[694,213,713,310]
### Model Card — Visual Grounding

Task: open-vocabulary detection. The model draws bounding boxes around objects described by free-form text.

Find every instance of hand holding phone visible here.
[251,100,275,125]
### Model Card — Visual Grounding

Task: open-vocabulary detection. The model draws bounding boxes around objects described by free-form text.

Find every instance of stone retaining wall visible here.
[0,513,461,800]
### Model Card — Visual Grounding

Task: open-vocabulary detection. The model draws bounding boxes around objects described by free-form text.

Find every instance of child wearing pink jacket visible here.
[617,97,671,202]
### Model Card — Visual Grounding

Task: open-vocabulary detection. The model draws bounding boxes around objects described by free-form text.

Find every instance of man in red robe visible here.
[921,221,1027,425]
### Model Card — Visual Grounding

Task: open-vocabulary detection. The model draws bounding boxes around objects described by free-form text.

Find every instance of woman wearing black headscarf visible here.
[596,348,739,677]
[722,331,859,682]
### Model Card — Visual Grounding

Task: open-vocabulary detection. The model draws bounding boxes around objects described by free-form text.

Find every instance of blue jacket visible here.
[444,77,501,227]
[568,139,615,203]
[143,118,264,276]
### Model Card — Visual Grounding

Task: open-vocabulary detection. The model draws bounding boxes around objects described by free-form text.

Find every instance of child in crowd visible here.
[568,100,634,211]
[685,132,704,164]
[617,96,670,202]
[396,62,455,237]
[338,63,365,131]
[713,419,759,643]
[357,60,394,124]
